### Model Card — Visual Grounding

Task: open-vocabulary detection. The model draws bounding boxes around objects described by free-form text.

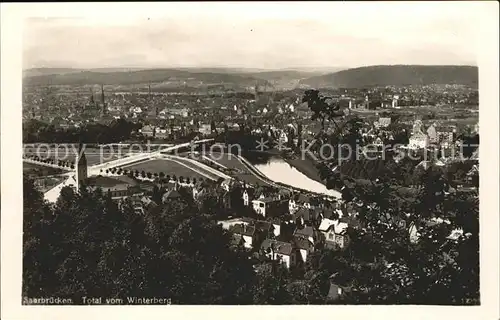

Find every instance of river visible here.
[245,152,341,198]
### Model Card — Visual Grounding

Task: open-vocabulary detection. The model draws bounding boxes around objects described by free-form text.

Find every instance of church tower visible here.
[75,143,88,192]
[100,84,107,115]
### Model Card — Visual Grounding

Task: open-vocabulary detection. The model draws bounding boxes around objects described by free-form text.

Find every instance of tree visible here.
[302,89,344,130]
[252,262,292,304]
[23,178,256,304]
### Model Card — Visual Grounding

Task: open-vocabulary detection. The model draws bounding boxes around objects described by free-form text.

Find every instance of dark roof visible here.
[294,193,311,203]
[229,223,256,237]
[311,208,325,220]
[254,196,278,203]
[261,239,293,256]
[163,189,182,200]
[279,189,292,197]
[294,226,314,239]
[231,234,245,247]
[253,220,274,233]
[293,236,313,251]
[293,207,312,221]
[243,187,256,197]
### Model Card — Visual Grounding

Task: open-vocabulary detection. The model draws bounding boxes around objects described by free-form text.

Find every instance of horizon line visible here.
[23,63,478,72]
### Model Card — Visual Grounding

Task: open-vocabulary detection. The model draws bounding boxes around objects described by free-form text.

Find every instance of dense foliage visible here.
[23,118,141,143]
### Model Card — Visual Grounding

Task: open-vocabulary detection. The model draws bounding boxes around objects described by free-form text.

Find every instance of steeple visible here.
[75,142,88,192]
[89,87,95,106]
[101,84,106,115]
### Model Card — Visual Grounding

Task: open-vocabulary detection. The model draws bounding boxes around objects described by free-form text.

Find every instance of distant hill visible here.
[23,69,270,87]
[22,67,151,78]
[249,70,325,81]
[23,68,83,78]
[299,65,478,88]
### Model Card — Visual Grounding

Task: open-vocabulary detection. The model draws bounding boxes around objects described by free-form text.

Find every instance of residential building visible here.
[140,125,155,137]
[293,225,318,245]
[319,219,349,249]
[289,193,312,214]
[375,117,391,129]
[198,124,212,136]
[252,196,283,218]
[260,239,295,269]
[292,236,314,264]
[229,223,256,249]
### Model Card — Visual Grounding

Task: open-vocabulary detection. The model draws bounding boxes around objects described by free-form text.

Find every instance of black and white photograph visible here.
[1,1,499,319]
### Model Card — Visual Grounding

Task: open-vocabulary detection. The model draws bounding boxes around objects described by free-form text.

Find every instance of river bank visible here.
[283,155,324,185]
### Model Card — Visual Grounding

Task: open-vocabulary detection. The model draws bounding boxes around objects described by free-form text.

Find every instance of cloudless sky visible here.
[22,2,484,70]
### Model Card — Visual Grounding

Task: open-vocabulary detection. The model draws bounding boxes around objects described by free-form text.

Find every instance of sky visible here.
[22,2,485,70]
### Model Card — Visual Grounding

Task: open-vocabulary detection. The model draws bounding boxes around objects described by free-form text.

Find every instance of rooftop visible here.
[261,239,293,256]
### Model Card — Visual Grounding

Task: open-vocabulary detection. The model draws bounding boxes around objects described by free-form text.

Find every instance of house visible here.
[85,175,144,200]
[376,117,391,128]
[289,193,312,213]
[408,120,429,150]
[252,196,285,218]
[253,220,278,239]
[220,178,233,192]
[292,236,314,264]
[198,124,212,136]
[229,223,256,249]
[231,234,248,248]
[130,106,143,114]
[408,131,429,149]
[438,131,454,147]
[278,189,292,201]
[292,207,311,226]
[320,220,349,249]
[218,217,253,230]
[242,187,256,206]
[154,127,169,139]
[139,125,155,137]
[293,225,317,245]
[278,130,288,146]
[373,137,384,147]
[326,283,349,302]
[261,239,295,269]
[167,108,189,118]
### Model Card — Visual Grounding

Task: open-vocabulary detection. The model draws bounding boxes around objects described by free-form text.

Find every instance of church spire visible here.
[101,84,106,115]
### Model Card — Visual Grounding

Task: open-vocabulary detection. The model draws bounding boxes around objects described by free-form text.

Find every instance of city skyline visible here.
[23,2,481,70]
